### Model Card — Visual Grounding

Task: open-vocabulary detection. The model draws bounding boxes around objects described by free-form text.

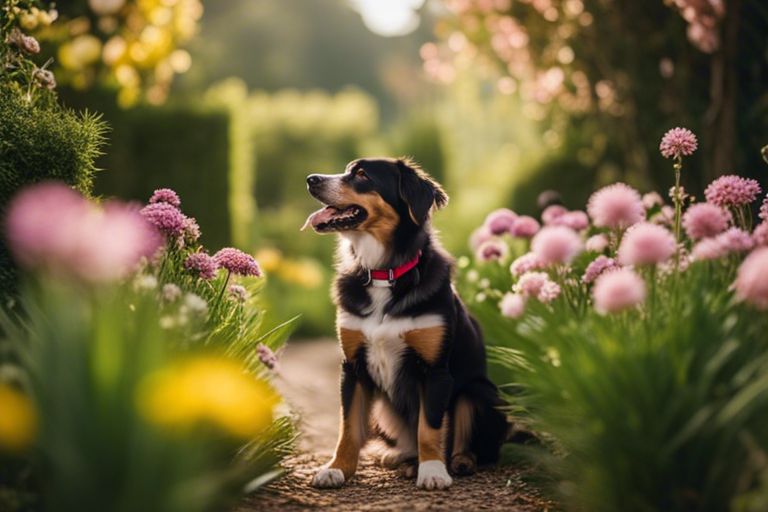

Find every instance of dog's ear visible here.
[397,159,448,225]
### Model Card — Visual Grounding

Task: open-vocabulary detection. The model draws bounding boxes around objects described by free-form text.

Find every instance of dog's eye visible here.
[355,169,369,180]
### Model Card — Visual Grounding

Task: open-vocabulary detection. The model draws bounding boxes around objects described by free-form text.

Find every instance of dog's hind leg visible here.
[449,397,478,476]
[368,398,417,468]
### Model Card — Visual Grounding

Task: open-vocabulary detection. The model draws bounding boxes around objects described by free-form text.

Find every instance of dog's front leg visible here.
[312,361,371,488]
[416,367,453,490]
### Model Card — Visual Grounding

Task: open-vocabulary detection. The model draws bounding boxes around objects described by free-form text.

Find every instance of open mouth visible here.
[302,204,368,233]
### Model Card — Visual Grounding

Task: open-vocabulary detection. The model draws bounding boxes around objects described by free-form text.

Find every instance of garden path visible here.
[239,338,552,512]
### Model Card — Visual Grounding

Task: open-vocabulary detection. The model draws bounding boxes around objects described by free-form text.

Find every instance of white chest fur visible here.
[337,287,443,398]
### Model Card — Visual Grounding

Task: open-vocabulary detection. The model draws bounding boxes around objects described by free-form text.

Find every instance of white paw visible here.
[416,460,453,490]
[311,467,345,488]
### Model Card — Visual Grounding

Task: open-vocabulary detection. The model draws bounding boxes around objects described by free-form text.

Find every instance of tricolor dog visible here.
[303,158,507,490]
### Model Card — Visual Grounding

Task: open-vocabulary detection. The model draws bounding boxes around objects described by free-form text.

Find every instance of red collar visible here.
[364,251,421,287]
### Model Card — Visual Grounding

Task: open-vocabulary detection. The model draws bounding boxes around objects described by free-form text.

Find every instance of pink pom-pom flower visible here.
[149,188,181,208]
[592,268,646,314]
[753,223,768,247]
[682,203,731,240]
[716,228,754,254]
[704,175,762,207]
[585,234,609,253]
[617,222,676,266]
[760,195,768,222]
[140,202,187,238]
[582,255,618,284]
[469,225,494,251]
[475,238,509,262]
[542,204,568,225]
[531,226,583,265]
[691,238,726,261]
[552,211,589,231]
[587,183,645,229]
[213,248,262,277]
[499,292,526,319]
[659,127,698,159]
[184,252,219,280]
[510,216,541,238]
[733,247,768,310]
[510,252,544,277]
[484,208,517,235]
[514,271,561,303]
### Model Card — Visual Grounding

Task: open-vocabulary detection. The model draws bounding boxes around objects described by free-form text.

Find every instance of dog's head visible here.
[303,158,448,243]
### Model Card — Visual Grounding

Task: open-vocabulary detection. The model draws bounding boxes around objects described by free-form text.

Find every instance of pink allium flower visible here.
[257,343,279,370]
[484,208,517,235]
[716,227,754,254]
[760,195,768,222]
[733,247,768,310]
[553,211,589,231]
[585,234,609,253]
[182,216,201,244]
[149,188,181,208]
[514,271,560,303]
[682,203,731,240]
[228,284,249,302]
[140,202,186,238]
[510,252,544,276]
[592,268,646,314]
[510,216,540,238]
[651,205,675,227]
[753,223,768,247]
[691,238,726,261]
[213,248,262,277]
[542,204,567,225]
[618,222,676,265]
[531,226,583,265]
[538,280,561,303]
[184,252,219,280]
[476,238,509,262]
[499,292,526,318]
[587,183,645,229]
[582,255,618,284]
[704,175,762,207]
[469,225,494,251]
[5,183,161,283]
[642,192,664,209]
[659,127,698,159]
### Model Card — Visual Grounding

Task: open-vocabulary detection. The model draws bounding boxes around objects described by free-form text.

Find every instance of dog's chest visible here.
[337,288,442,398]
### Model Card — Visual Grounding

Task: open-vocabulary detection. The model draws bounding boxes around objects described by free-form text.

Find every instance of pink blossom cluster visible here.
[499,292,526,319]
[213,248,262,277]
[476,238,509,262]
[514,271,561,303]
[617,223,676,266]
[184,252,219,280]
[592,268,646,314]
[659,127,698,159]
[582,255,618,284]
[510,252,545,277]
[531,226,583,265]
[704,175,762,207]
[691,228,754,261]
[5,182,161,283]
[734,248,768,310]
[682,203,731,240]
[587,183,645,229]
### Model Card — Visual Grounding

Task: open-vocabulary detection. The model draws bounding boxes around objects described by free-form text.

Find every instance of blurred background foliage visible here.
[28,0,768,336]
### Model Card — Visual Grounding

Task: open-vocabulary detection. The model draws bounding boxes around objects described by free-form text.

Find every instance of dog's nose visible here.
[307,174,322,187]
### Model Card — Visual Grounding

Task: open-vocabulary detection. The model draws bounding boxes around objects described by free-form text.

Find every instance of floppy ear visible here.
[397,159,449,225]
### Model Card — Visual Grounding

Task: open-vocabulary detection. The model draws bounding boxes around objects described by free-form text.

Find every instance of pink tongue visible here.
[301,206,337,231]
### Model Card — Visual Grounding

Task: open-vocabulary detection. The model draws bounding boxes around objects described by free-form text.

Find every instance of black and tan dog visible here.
[303,157,507,490]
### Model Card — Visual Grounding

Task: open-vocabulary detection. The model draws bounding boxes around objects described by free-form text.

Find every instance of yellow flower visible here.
[277,259,324,289]
[136,357,278,439]
[255,247,282,274]
[58,35,103,71]
[0,385,37,453]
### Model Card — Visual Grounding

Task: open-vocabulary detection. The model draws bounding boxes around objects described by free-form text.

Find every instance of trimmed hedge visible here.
[0,84,107,297]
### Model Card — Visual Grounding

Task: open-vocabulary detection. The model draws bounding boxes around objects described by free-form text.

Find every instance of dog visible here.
[303,157,508,490]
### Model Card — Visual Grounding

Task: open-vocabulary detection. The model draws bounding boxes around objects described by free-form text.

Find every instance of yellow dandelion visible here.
[136,357,279,439]
[0,385,37,453]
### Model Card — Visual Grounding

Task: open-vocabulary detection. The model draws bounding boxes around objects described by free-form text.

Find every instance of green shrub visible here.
[0,84,107,297]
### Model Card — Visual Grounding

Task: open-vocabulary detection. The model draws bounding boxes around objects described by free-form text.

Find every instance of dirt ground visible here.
[239,338,554,512]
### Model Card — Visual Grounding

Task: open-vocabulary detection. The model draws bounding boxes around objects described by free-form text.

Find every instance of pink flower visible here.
[682,203,731,240]
[514,271,560,303]
[753,223,768,247]
[760,195,768,222]
[499,292,525,318]
[213,248,262,277]
[552,211,589,231]
[140,203,186,238]
[228,284,249,302]
[582,255,618,284]
[531,226,583,265]
[704,175,762,207]
[651,205,675,227]
[691,238,726,261]
[484,208,517,235]
[5,182,161,283]
[510,216,540,238]
[659,127,698,159]
[716,228,754,254]
[642,192,664,209]
[585,234,609,253]
[469,225,494,251]
[510,252,544,276]
[592,268,646,314]
[618,223,676,266]
[542,204,567,225]
[538,280,561,303]
[162,283,182,302]
[184,252,219,280]
[257,343,279,370]
[733,248,768,310]
[182,216,201,245]
[476,238,509,262]
[587,183,645,229]
[149,188,181,208]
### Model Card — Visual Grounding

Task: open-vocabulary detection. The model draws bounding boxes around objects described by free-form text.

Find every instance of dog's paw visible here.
[311,467,345,488]
[416,460,453,490]
[379,448,416,468]
[450,453,477,476]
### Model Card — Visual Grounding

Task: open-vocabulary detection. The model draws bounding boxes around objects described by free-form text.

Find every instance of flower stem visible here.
[673,156,683,270]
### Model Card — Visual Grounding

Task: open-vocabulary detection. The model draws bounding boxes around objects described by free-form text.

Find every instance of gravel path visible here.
[240,338,554,511]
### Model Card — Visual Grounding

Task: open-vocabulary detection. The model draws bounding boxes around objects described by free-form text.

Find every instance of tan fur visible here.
[338,327,365,362]
[451,397,474,455]
[329,383,371,479]
[402,326,444,365]
[418,397,448,462]
[332,182,399,246]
